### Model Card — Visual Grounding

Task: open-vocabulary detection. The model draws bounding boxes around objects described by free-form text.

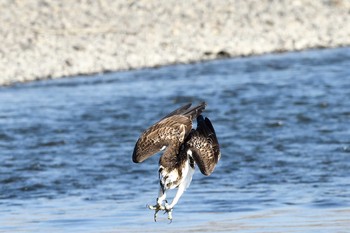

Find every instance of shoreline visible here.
[1,0,350,86]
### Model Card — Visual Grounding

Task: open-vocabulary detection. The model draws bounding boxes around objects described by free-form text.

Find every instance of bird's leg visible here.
[164,200,173,223]
[147,187,167,221]
[164,184,186,222]
[148,186,166,208]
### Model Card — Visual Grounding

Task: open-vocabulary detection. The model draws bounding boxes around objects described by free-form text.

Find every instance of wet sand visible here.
[1,0,350,85]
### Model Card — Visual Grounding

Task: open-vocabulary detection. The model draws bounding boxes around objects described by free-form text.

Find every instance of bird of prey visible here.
[132,102,221,222]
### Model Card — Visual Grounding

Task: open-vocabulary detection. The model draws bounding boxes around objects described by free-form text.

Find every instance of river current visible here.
[1,47,350,232]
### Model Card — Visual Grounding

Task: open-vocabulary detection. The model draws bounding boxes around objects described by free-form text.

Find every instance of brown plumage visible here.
[184,115,221,176]
[132,102,206,163]
[132,102,220,222]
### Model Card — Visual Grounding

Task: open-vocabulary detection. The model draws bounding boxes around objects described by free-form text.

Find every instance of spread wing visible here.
[132,115,192,163]
[186,115,220,176]
[132,102,207,163]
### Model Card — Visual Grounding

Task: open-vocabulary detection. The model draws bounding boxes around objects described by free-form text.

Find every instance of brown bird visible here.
[132,102,221,222]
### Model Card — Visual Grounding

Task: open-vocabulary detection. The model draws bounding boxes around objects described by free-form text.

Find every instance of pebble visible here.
[1,0,350,85]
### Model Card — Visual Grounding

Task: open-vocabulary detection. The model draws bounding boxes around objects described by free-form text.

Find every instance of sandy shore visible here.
[1,0,350,85]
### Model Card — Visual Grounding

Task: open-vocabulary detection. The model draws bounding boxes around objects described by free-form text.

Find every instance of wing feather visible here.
[186,116,220,176]
[132,102,207,163]
[132,115,192,163]
[160,103,192,120]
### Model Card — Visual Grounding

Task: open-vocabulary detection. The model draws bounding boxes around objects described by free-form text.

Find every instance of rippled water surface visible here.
[1,48,350,232]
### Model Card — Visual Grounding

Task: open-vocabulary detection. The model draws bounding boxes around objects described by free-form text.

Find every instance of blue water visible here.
[1,47,350,232]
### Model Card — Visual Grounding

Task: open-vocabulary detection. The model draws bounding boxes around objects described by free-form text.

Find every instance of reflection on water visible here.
[1,47,350,232]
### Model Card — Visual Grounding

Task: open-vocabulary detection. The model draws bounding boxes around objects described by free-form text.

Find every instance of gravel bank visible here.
[1,0,350,85]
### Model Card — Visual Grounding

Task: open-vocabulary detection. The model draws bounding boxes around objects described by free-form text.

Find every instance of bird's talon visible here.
[154,212,158,222]
[147,204,165,210]
[167,208,173,223]
[148,203,166,222]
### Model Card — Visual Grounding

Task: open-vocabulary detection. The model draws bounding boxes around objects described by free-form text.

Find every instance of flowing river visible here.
[1,47,350,232]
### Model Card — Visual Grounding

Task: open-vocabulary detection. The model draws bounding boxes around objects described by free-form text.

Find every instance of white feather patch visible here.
[187,149,193,157]
[181,160,195,190]
[159,168,179,190]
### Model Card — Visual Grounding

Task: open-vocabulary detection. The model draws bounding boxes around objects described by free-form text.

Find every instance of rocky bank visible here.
[1,0,350,85]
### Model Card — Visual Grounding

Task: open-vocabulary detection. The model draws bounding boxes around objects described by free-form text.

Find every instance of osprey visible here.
[132,102,220,222]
